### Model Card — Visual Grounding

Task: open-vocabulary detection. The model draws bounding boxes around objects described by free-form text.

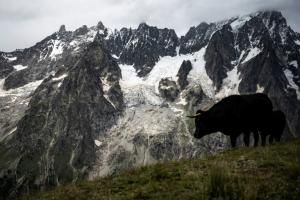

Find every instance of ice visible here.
[169,106,184,116]
[146,54,186,88]
[242,47,261,64]
[119,47,214,106]
[119,46,214,99]
[284,69,300,100]
[119,64,143,88]
[13,64,28,71]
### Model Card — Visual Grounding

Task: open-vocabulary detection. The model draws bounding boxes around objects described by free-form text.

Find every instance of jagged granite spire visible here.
[97,21,105,30]
[58,24,66,32]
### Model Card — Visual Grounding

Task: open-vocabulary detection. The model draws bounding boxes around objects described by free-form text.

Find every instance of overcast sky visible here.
[0,0,299,52]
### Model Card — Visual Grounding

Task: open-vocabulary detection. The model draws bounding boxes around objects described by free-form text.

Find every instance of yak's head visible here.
[187,109,213,139]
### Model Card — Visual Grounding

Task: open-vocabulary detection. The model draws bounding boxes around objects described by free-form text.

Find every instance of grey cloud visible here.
[0,0,299,51]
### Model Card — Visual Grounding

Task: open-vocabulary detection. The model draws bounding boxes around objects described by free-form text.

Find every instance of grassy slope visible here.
[23,139,300,200]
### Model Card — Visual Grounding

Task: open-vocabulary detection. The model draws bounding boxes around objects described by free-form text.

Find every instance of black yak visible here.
[260,110,286,145]
[188,93,273,147]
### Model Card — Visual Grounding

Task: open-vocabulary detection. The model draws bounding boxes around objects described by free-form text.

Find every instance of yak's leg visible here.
[269,135,274,144]
[253,130,259,147]
[230,135,237,148]
[243,131,250,147]
[275,134,281,142]
[261,134,267,146]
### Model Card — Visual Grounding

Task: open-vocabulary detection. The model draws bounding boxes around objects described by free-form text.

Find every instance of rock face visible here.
[177,60,193,90]
[158,78,180,101]
[204,25,236,91]
[0,10,300,199]
[179,22,216,54]
[0,40,122,198]
[105,23,179,76]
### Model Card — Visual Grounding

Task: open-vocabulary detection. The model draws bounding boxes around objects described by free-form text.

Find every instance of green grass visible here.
[22,139,300,200]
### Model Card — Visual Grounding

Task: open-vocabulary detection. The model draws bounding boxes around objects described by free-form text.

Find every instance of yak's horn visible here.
[186,113,202,118]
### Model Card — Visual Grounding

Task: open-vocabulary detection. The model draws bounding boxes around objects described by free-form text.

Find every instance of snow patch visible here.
[216,66,241,99]
[57,82,63,88]
[95,140,102,147]
[169,106,184,116]
[256,84,265,93]
[230,16,251,31]
[176,95,188,106]
[6,57,17,62]
[52,74,68,88]
[104,94,117,109]
[119,46,214,100]
[112,54,119,59]
[289,60,298,68]
[279,30,287,44]
[187,47,215,98]
[100,76,111,93]
[0,79,43,97]
[242,47,261,64]
[13,65,28,71]
[284,69,300,100]
[49,40,64,60]
[295,40,300,46]
[52,73,68,81]
[145,54,184,90]
[176,47,180,55]
[68,29,98,53]
[7,127,17,136]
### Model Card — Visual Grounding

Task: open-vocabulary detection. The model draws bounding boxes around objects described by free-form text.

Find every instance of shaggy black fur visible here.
[260,110,286,145]
[188,93,273,147]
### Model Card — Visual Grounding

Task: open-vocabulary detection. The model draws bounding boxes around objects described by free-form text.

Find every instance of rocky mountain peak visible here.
[137,22,150,30]
[96,21,105,30]
[58,24,66,33]
[73,25,89,36]
[259,10,286,26]
[196,22,210,30]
